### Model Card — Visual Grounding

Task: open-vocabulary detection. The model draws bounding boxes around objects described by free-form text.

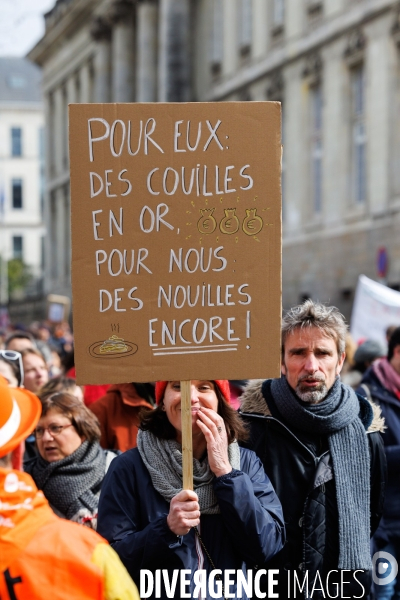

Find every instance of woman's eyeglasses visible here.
[0,349,24,386]
[35,424,73,438]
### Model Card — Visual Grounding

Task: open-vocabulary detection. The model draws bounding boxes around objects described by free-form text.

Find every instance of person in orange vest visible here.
[0,376,139,600]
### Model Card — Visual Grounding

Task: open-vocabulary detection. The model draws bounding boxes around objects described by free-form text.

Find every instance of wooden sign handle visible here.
[181,380,193,490]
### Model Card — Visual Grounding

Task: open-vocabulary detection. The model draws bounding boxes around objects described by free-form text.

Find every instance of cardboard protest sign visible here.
[69,102,281,385]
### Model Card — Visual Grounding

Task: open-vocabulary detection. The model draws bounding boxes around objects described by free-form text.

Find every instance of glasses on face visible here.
[35,424,74,439]
[0,349,24,387]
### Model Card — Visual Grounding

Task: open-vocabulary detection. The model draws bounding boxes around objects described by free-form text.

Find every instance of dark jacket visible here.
[358,367,400,541]
[239,379,387,599]
[97,446,285,599]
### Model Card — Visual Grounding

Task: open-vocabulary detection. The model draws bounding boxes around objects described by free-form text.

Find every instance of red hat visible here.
[0,378,42,458]
[155,380,231,405]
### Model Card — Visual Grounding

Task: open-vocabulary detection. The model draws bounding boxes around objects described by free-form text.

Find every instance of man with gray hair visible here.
[240,300,386,599]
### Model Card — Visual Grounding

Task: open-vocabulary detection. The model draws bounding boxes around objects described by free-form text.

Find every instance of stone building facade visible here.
[29,0,400,317]
[0,57,45,305]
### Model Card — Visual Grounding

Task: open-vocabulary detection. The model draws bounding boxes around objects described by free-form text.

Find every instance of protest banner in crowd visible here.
[351,274,400,347]
[69,102,282,385]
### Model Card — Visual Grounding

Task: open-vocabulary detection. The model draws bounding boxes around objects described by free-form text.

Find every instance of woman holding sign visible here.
[97,380,284,599]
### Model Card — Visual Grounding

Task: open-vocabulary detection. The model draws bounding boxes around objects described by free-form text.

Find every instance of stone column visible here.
[79,61,92,103]
[55,186,66,289]
[110,0,136,102]
[91,16,112,103]
[46,92,56,179]
[64,185,71,286]
[136,0,158,102]
[158,0,192,101]
[53,86,64,176]
[48,192,57,289]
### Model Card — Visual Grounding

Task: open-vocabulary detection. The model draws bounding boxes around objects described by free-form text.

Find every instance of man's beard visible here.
[295,376,328,404]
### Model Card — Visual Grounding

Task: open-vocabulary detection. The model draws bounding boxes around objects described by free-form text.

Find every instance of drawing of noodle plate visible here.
[89,335,138,359]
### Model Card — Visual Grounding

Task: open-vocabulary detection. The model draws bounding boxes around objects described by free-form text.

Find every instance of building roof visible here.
[0,57,42,104]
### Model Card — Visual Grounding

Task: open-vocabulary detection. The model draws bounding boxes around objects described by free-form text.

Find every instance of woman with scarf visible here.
[25,392,115,529]
[97,380,285,600]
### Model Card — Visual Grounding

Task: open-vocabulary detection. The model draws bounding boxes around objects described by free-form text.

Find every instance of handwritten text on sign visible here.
[70,103,281,384]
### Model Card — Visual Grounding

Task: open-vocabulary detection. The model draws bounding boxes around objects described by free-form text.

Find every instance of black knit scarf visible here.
[270,376,372,570]
[26,440,106,520]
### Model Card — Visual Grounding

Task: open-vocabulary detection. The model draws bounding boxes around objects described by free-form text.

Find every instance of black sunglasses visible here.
[0,350,24,387]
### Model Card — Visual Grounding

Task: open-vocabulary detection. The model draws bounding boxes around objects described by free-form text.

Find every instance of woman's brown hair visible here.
[38,376,80,401]
[140,383,248,443]
[40,392,101,443]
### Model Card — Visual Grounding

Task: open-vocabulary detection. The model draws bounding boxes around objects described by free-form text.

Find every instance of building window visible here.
[351,65,366,204]
[7,74,26,89]
[12,179,23,209]
[210,0,223,76]
[12,236,23,260]
[11,127,22,157]
[238,0,252,57]
[310,84,323,213]
[272,0,285,30]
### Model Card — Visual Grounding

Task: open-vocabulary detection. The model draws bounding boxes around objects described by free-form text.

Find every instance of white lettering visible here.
[99,289,112,312]
[174,120,185,152]
[92,210,103,240]
[128,287,143,310]
[109,208,123,237]
[88,118,109,162]
[139,570,153,599]
[105,170,117,197]
[110,120,126,157]
[147,168,160,195]
[90,172,104,197]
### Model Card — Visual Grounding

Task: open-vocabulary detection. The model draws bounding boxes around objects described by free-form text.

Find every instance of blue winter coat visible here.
[358,367,400,541]
[97,446,285,599]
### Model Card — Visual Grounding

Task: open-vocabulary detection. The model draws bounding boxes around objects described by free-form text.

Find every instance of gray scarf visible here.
[270,376,371,570]
[137,429,240,515]
[25,440,106,520]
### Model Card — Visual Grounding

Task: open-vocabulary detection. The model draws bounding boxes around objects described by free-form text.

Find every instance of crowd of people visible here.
[0,302,399,599]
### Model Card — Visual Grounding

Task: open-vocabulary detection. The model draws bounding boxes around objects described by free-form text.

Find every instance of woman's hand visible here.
[167,490,200,535]
[196,407,232,478]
